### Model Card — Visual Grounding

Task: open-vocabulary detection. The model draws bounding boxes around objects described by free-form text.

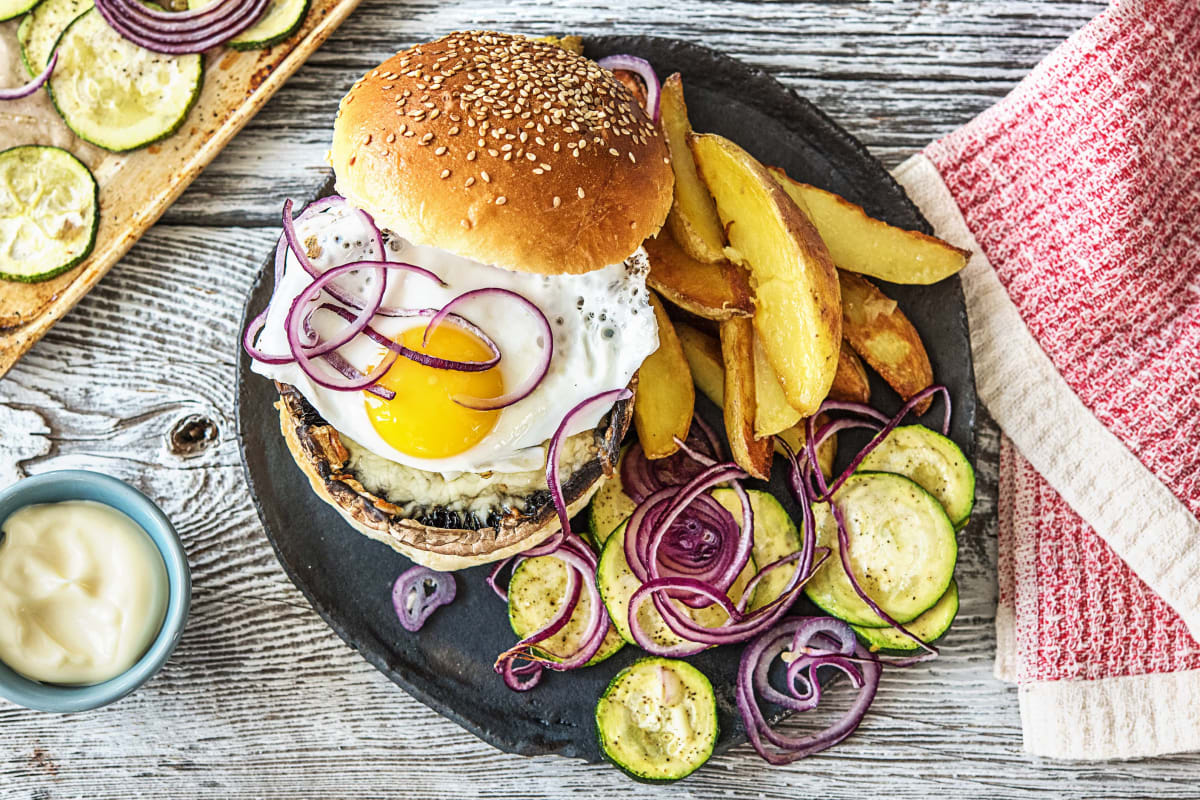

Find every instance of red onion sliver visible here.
[314,304,500,373]
[596,54,661,121]
[0,51,56,101]
[95,0,272,54]
[545,389,633,537]
[392,565,456,632]
[417,288,552,411]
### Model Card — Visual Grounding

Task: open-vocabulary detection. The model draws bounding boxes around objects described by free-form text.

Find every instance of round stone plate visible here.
[236,35,976,764]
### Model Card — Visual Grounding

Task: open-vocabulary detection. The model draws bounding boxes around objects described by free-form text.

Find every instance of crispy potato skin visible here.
[644,231,752,321]
[534,35,584,54]
[677,322,725,407]
[633,293,696,459]
[829,340,872,404]
[719,316,772,480]
[690,133,841,416]
[660,74,728,264]
[678,321,835,476]
[839,271,934,413]
[768,167,969,285]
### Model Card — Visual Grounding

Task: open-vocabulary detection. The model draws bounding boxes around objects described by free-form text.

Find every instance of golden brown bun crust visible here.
[274,380,633,571]
[331,31,673,275]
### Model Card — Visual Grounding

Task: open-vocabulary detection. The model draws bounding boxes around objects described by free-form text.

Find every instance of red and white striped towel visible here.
[892,0,1200,759]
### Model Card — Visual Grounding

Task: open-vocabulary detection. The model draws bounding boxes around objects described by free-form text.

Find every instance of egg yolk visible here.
[364,324,504,459]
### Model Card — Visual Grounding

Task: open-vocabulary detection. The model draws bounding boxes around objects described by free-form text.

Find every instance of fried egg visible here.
[252,201,658,475]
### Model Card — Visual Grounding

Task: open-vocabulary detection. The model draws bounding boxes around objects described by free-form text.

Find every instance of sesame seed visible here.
[496,196,507,205]
[465,177,476,187]
[578,187,585,198]
[467,150,477,161]
[553,196,561,207]
[435,146,447,155]
[386,132,396,143]
[440,169,451,179]
[481,171,491,182]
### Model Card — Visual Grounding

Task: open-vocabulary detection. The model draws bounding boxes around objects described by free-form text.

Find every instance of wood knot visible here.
[168,414,218,457]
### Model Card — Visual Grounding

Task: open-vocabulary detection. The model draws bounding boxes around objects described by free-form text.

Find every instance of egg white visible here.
[251,202,658,475]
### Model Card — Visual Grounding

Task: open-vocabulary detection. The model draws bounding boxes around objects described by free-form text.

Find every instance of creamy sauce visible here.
[0,501,169,686]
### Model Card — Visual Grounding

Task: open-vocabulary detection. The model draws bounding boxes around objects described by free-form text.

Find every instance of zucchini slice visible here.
[187,0,309,49]
[16,0,91,76]
[857,425,975,527]
[598,517,756,648]
[507,554,623,667]
[853,578,958,652]
[596,657,717,782]
[0,145,98,283]
[709,487,802,612]
[46,7,203,152]
[804,472,956,627]
[586,444,635,549]
[0,0,41,23]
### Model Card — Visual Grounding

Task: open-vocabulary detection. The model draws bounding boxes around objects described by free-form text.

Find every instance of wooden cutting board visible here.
[0,0,363,378]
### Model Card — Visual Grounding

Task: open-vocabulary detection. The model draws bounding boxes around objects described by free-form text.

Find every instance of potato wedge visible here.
[677,322,725,408]
[660,74,727,264]
[753,336,801,438]
[678,322,833,476]
[634,293,696,459]
[718,316,772,480]
[690,133,841,416]
[643,231,752,321]
[536,35,583,54]
[829,340,871,404]
[839,271,933,413]
[769,168,969,286]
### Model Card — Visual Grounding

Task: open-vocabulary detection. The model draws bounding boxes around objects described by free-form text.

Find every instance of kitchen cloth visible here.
[890,0,1200,759]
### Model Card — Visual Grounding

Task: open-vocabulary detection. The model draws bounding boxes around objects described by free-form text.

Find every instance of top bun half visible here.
[330,31,674,275]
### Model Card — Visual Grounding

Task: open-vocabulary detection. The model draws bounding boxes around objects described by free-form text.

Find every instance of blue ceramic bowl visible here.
[0,470,191,712]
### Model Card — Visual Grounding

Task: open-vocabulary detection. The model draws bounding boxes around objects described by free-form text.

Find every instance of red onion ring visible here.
[417,288,552,411]
[596,54,661,121]
[94,0,273,54]
[620,422,723,503]
[0,51,56,101]
[736,616,881,764]
[392,565,456,632]
[242,237,293,364]
[494,538,612,690]
[313,304,501,373]
[545,389,633,536]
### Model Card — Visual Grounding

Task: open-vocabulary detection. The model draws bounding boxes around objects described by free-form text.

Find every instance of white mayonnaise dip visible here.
[0,501,168,685]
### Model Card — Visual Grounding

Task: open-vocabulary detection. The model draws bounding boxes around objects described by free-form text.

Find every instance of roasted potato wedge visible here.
[660,74,727,264]
[769,168,969,286]
[829,340,871,404]
[536,35,584,54]
[633,293,696,459]
[839,271,933,414]
[643,231,752,321]
[677,322,724,408]
[690,133,841,416]
[718,316,772,480]
[678,322,834,476]
[752,336,801,438]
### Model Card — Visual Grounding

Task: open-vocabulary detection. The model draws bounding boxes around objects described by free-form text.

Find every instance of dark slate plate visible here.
[235,35,976,764]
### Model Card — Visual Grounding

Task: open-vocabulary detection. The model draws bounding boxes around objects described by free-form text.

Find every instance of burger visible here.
[245,31,673,570]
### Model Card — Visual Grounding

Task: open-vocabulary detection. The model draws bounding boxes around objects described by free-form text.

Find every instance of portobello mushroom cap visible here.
[274,379,634,571]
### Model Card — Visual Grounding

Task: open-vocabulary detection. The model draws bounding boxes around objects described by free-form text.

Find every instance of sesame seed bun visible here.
[330,31,673,275]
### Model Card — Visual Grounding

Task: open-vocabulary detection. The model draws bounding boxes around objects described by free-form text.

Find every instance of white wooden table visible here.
[6,1,1200,796]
